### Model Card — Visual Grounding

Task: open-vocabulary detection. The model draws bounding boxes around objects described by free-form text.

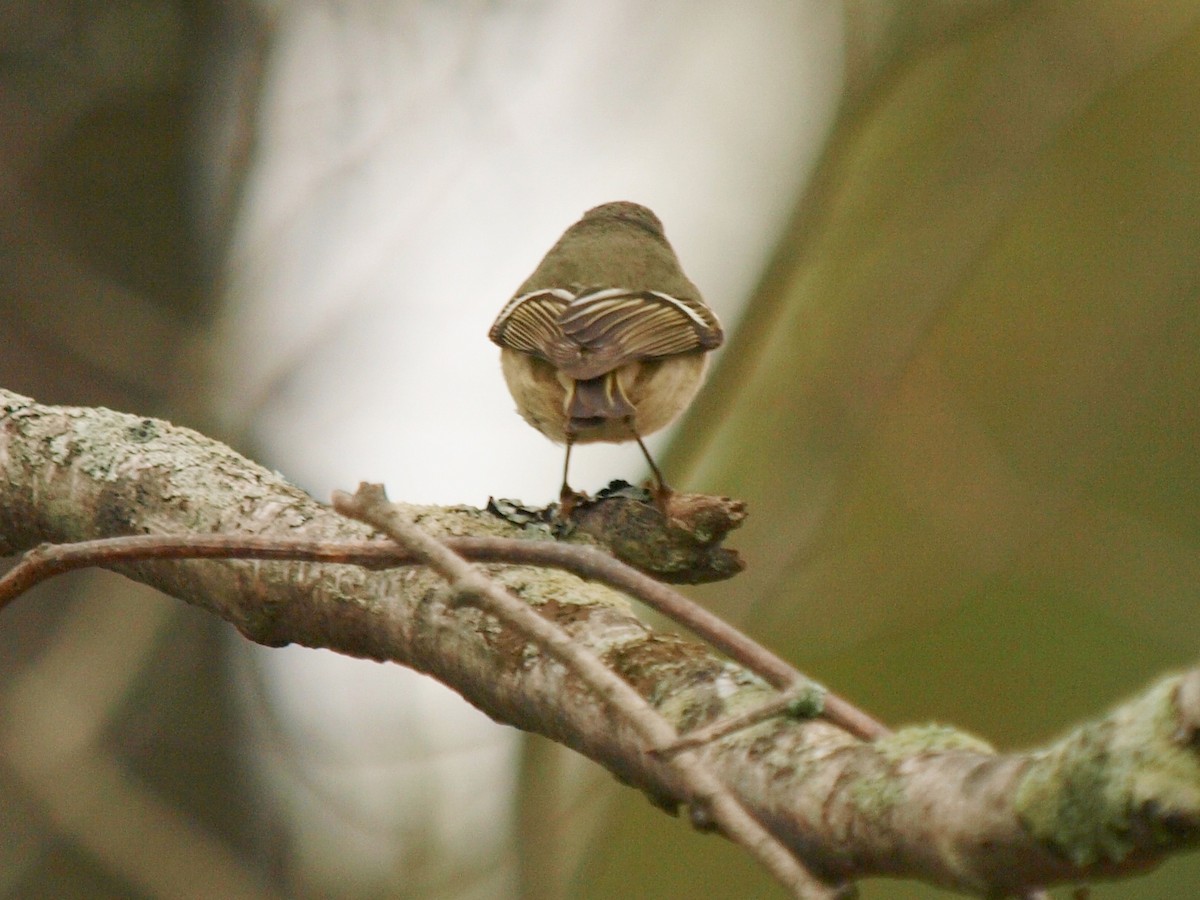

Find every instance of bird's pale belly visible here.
[500,349,708,444]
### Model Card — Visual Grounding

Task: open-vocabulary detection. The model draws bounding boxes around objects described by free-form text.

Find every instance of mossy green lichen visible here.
[874,723,996,764]
[850,771,908,817]
[784,684,827,721]
[847,724,994,819]
[1015,674,1200,866]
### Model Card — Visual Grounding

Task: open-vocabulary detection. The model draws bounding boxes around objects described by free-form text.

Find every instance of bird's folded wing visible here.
[489,286,723,381]
[556,288,723,378]
[488,288,574,356]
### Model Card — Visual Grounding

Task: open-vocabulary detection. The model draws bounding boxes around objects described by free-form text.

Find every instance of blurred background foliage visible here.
[2,1,1200,898]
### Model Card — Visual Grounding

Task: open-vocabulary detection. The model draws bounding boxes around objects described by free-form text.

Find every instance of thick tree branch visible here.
[3,387,1199,896]
[0,534,884,741]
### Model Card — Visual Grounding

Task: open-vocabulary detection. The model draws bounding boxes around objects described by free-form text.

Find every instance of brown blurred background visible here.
[3,2,1200,898]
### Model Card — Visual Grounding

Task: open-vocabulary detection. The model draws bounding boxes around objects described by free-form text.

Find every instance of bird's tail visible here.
[567,372,635,430]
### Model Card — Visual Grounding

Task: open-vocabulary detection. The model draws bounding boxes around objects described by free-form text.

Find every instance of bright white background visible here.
[214,2,844,893]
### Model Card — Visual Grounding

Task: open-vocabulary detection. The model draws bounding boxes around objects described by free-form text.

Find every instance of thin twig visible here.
[331,483,844,900]
[0,533,886,740]
[0,535,401,606]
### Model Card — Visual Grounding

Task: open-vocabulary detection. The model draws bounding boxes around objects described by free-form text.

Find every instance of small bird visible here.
[488,201,723,510]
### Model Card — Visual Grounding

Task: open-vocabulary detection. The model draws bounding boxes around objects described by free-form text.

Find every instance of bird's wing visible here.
[488,288,574,358]
[557,288,723,377]
[490,286,723,381]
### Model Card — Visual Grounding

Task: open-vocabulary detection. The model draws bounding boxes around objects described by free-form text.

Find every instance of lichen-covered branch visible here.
[2,387,1198,895]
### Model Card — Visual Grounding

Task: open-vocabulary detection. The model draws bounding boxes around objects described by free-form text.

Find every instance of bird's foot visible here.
[558,485,589,519]
[650,481,675,517]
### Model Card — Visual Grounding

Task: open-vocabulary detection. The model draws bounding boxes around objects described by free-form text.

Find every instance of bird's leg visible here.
[628,421,673,513]
[558,435,585,517]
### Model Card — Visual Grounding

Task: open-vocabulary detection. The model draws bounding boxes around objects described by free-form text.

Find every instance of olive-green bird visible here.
[489,201,723,507]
